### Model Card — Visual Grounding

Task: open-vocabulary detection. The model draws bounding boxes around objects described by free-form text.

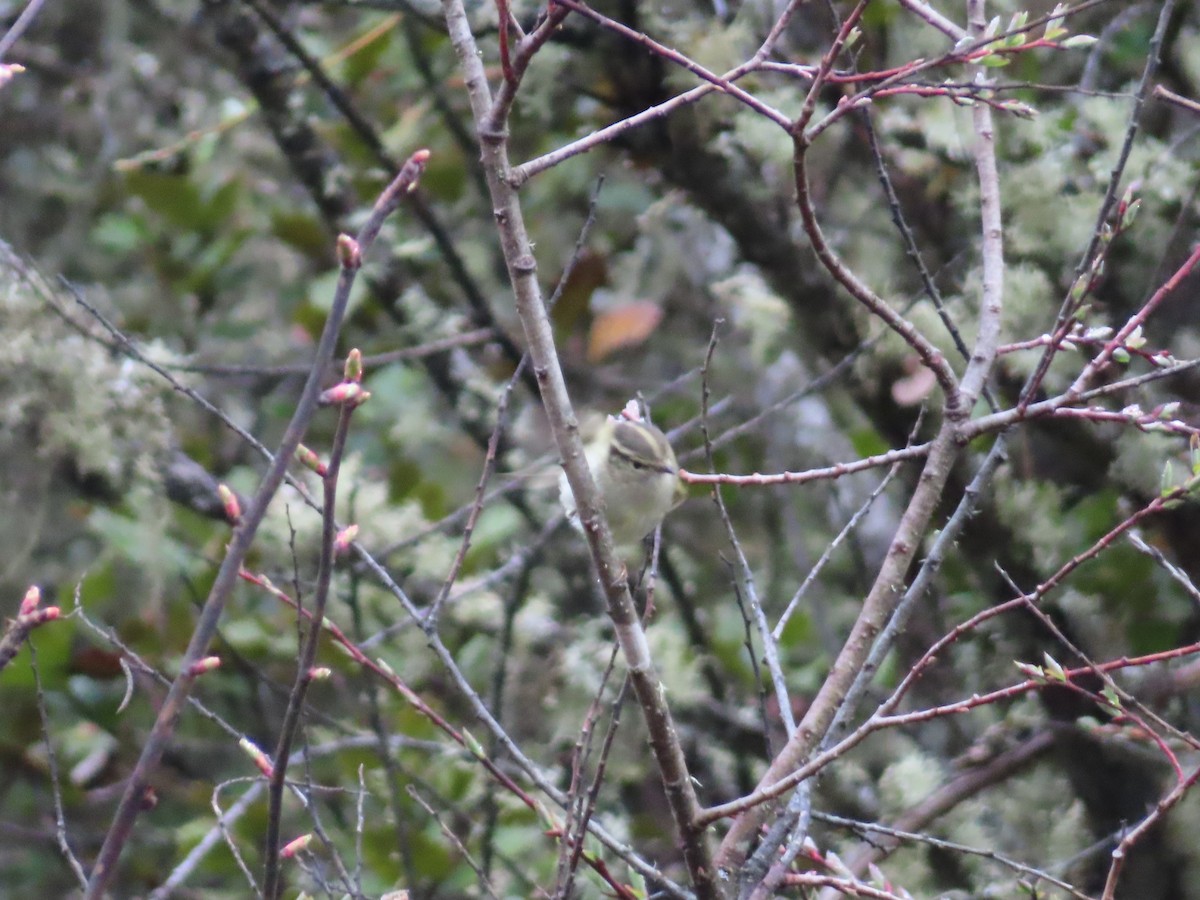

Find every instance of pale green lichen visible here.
[0,243,175,591]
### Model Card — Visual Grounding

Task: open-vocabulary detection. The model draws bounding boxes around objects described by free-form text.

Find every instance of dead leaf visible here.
[587,301,663,362]
[891,356,936,406]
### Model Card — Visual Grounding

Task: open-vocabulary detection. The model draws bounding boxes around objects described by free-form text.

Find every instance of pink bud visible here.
[334,524,359,555]
[407,149,432,193]
[186,656,222,677]
[27,607,61,626]
[0,64,25,88]
[281,833,313,859]
[318,382,370,408]
[218,484,241,524]
[295,444,328,476]
[238,738,274,778]
[336,234,362,269]
[19,585,41,616]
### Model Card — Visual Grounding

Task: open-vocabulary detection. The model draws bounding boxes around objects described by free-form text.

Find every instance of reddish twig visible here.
[0,586,61,674]
[494,0,514,85]
[261,349,368,899]
[792,143,961,405]
[793,0,869,135]
[548,0,790,129]
[240,570,538,808]
[83,149,430,900]
[1154,84,1200,116]
[244,570,644,899]
[1019,0,1180,410]
[1101,763,1200,900]
[1067,243,1200,396]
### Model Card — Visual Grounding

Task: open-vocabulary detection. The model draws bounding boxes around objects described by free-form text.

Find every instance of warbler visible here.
[560,408,685,550]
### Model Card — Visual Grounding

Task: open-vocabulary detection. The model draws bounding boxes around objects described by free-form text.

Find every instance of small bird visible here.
[560,405,685,551]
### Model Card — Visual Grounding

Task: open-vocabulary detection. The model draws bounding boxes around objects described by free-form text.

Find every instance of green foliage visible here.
[2,0,1199,897]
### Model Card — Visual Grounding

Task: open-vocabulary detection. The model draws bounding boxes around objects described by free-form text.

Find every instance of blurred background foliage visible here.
[2,0,1200,896]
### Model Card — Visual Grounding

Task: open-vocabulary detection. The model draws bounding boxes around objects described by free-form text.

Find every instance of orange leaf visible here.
[587,301,663,362]
[890,357,937,406]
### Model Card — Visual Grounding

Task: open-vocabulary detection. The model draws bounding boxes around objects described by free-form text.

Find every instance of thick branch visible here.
[437,0,719,895]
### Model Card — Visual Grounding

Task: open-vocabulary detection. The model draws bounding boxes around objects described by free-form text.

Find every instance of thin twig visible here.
[84,150,431,900]
[1019,0,1179,409]
[699,323,793,740]
[438,0,719,892]
[0,0,50,60]
[261,364,363,897]
[30,639,90,890]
